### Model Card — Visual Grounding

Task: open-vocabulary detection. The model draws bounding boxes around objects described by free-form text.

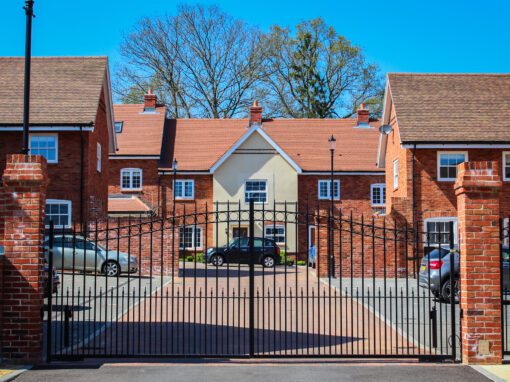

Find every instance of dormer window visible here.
[115,121,123,133]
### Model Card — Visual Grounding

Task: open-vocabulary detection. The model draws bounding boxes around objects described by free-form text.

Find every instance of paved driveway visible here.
[86,262,409,357]
[325,277,460,359]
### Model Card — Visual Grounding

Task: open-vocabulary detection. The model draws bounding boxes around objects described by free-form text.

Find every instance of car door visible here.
[236,237,250,264]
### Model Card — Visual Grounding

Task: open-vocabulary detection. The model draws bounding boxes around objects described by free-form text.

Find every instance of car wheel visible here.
[441,279,459,302]
[211,255,224,267]
[262,256,275,268]
[102,260,120,277]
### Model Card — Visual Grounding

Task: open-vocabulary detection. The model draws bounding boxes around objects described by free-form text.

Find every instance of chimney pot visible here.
[356,103,370,127]
[249,100,262,126]
[144,89,157,111]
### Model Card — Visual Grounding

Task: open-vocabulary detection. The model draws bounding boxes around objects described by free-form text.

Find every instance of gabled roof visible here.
[0,56,111,126]
[158,118,382,172]
[385,73,510,143]
[112,104,166,156]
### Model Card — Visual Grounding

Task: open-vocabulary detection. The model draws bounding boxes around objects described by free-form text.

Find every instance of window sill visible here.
[121,188,143,192]
[437,179,456,182]
[175,197,195,201]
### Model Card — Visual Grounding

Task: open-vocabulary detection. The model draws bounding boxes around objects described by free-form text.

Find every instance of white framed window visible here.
[264,225,285,244]
[503,152,510,181]
[245,180,267,203]
[174,179,195,199]
[393,159,399,190]
[437,151,468,181]
[120,168,142,190]
[179,226,202,250]
[97,143,102,173]
[29,134,58,163]
[114,121,123,133]
[45,199,72,228]
[424,217,458,246]
[318,180,340,200]
[371,184,386,207]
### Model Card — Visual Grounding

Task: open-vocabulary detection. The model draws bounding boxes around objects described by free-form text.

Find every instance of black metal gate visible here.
[501,217,510,355]
[45,201,459,361]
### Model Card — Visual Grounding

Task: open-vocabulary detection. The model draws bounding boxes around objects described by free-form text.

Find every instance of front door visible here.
[233,227,248,239]
[308,225,316,265]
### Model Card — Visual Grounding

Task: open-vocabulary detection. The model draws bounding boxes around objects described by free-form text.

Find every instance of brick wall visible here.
[88,217,179,276]
[455,161,503,364]
[297,174,386,261]
[1,154,48,362]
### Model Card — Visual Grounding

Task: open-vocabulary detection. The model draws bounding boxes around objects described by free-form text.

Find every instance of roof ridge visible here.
[388,72,510,76]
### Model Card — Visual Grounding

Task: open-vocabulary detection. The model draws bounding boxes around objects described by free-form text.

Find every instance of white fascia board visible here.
[209,126,302,174]
[301,171,385,176]
[377,79,392,167]
[159,171,211,175]
[0,126,94,131]
[104,62,118,153]
[402,143,510,149]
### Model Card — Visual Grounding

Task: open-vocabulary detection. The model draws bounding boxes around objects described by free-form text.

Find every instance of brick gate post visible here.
[455,161,503,365]
[1,154,48,363]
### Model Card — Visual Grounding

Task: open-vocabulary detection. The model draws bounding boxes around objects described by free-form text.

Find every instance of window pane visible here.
[184,181,193,197]
[175,181,183,197]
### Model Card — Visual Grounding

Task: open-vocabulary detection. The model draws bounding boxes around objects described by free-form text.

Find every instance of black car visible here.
[44,263,60,296]
[205,237,281,268]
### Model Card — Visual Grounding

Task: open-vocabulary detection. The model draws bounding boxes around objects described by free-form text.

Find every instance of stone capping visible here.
[454,161,502,195]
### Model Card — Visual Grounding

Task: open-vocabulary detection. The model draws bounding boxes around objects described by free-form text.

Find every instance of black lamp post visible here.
[328,134,336,278]
[172,158,178,217]
[22,0,35,155]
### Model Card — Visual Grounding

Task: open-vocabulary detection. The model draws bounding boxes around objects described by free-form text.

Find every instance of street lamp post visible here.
[22,0,35,155]
[328,134,336,278]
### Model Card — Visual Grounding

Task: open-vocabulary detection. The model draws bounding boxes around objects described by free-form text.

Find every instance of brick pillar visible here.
[1,154,48,363]
[455,161,502,365]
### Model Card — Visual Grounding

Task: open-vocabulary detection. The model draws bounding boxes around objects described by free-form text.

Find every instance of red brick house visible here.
[109,94,385,256]
[377,73,510,248]
[0,57,117,228]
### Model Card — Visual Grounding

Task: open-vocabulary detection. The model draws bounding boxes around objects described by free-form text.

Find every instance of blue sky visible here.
[1,0,509,75]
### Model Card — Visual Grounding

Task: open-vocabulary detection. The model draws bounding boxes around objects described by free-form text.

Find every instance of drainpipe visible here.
[411,144,418,276]
[80,126,84,231]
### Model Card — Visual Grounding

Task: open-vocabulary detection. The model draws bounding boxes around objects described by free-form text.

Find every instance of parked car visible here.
[419,245,510,301]
[44,235,138,277]
[205,237,281,268]
[44,262,60,296]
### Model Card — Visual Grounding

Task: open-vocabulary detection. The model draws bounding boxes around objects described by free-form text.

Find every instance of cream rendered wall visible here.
[213,131,299,253]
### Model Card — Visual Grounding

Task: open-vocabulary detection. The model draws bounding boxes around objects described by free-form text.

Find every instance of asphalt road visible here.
[14,361,490,382]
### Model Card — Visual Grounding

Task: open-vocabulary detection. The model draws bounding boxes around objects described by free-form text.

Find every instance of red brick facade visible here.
[108,159,161,212]
[0,87,110,227]
[0,154,48,362]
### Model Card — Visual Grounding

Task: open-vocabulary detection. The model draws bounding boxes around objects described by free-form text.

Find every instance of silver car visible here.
[419,246,510,301]
[44,235,138,277]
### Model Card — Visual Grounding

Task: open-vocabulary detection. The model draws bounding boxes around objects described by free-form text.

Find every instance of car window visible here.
[503,248,510,262]
[239,237,249,247]
[254,238,264,248]
[49,236,74,248]
[265,239,274,247]
[75,239,96,251]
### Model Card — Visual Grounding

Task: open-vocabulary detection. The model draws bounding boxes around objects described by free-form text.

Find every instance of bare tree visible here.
[115,5,265,118]
[261,18,383,118]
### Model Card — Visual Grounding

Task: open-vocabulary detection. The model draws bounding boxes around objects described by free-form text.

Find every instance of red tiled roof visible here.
[112,104,166,156]
[162,118,381,172]
[113,104,382,172]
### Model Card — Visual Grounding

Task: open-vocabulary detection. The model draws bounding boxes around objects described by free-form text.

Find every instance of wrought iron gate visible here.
[45,201,459,360]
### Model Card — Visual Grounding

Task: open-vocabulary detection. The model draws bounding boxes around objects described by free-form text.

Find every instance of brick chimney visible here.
[144,88,157,111]
[249,100,262,127]
[356,103,370,127]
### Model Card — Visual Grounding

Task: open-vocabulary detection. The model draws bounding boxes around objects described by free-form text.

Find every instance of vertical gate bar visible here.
[237,201,241,354]
[261,201,265,355]
[182,204,187,355]
[383,219,387,356]
[305,202,310,355]
[416,222,421,356]
[127,216,132,355]
[193,204,198,355]
[294,202,299,356]
[116,218,121,355]
[149,220,153,354]
[284,201,288,355]
[501,218,505,355]
[449,221,457,360]
[328,206,332,354]
[249,198,255,357]
[160,217,164,355]
[317,206,322,355]
[349,212,354,355]
[273,199,277,355]
[438,223,444,354]
[204,202,209,356]
[225,202,230,355]
[372,216,376,355]
[137,216,142,354]
[361,214,365,355]
[104,218,109,355]
[405,223,409,355]
[339,209,343,356]
[393,217,398,355]
[46,221,54,363]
